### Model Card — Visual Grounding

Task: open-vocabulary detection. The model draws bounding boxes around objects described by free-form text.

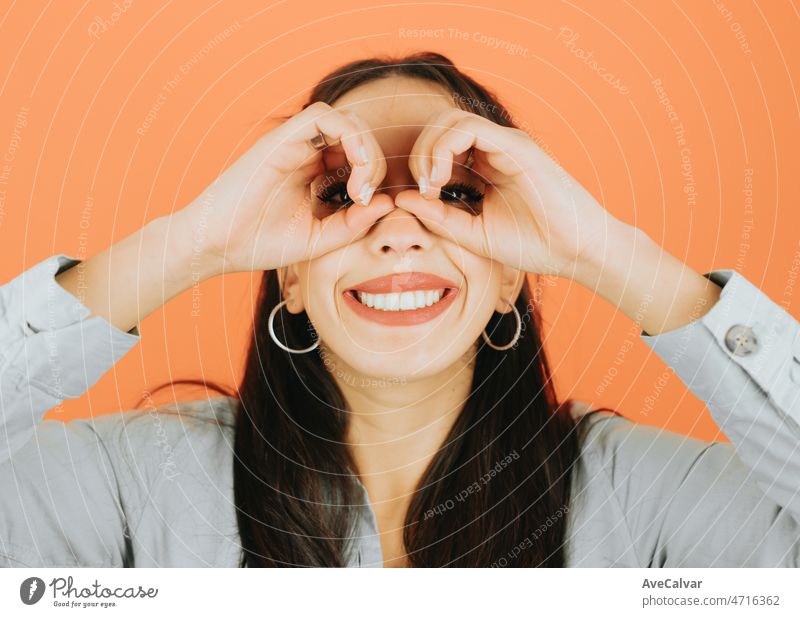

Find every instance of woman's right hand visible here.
[173,101,393,277]
[55,103,392,334]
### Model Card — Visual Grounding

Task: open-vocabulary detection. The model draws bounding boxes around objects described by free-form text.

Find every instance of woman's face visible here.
[282,76,523,382]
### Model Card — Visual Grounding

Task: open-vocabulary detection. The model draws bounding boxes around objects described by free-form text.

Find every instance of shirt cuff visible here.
[0,254,141,399]
[639,268,800,433]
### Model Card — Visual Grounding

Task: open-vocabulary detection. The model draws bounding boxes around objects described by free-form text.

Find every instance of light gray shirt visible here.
[1,254,798,567]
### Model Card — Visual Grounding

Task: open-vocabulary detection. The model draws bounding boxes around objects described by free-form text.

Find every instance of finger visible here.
[394,190,489,257]
[339,110,387,206]
[272,102,370,173]
[307,193,396,258]
[321,146,349,171]
[431,117,531,181]
[430,148,473,192]
[428,116,516,186]
[408,109,464,198]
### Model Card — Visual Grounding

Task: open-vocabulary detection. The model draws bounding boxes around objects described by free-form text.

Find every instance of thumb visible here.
[307,193,395,259]
[394,190,488,256]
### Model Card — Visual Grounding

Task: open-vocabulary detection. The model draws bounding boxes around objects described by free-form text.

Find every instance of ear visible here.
[276,263,306,315]
[495,265,525,314]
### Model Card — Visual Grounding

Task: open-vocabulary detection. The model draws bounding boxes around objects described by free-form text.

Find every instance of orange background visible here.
[1,0,798,442]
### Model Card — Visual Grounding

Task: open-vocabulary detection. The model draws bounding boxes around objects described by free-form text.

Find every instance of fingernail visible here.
[418,175,428,197]
[358,145,369,166]
[430,164,438,182]
[359,184,374,206]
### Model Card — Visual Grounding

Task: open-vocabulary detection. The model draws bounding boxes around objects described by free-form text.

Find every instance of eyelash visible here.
[439,182,485,205]
[316,181,485,208]
[316,182,353,206]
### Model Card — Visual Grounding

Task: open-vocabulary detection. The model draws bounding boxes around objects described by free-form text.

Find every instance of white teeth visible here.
[399,292,415,310]
[358,292,380,308]
[353,289,447,311]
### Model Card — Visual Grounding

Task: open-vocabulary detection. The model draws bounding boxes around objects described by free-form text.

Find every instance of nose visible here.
[367,203,432,258]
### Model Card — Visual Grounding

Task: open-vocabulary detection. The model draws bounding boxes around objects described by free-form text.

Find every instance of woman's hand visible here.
[396,108,625,281]
[397,108,722,336]
[174,101,393,277]
[56,103,394,334]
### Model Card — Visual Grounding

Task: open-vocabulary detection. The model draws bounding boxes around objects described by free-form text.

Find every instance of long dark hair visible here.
[231,52,605,567]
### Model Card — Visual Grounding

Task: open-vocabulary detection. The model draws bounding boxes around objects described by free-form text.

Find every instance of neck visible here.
[326,343,476,494]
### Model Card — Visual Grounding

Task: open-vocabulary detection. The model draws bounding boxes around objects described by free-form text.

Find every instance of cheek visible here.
[442,248,507,346]
[296,252,345,331]
[451,248,505,311]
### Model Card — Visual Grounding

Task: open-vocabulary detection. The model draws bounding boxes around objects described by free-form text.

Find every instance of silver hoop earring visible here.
[481,300,522,351]
[268,299,320,354]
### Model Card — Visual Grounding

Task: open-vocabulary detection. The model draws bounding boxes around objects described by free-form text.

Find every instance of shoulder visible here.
[567,397,718,462]
[75,396,238,484]
[566,398,737,499]
[85,395,237,441]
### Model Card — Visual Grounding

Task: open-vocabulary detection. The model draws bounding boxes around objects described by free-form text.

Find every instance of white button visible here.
[724,324,758,356]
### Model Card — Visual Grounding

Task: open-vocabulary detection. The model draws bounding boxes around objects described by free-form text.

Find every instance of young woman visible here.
[1,52,798,568]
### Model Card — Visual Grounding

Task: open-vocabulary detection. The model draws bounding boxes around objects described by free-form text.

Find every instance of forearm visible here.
[55,214,207,333]
[573,222,722,336]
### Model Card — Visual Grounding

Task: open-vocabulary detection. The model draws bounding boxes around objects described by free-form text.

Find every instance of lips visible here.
[344,272,459,294]
[341,272,460,326]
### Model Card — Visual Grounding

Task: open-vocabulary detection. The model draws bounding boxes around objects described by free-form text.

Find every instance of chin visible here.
[344,353,452,385]
[343,341,472,383]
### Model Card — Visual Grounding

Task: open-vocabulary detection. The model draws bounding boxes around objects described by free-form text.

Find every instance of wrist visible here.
[144,214,219,302]
[571,220,646,291]
[162,207,225,285]
[570,221,722,335]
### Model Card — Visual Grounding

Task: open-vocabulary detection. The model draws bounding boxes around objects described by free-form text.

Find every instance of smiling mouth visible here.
[341,272,460,326]
[347,288,456,311]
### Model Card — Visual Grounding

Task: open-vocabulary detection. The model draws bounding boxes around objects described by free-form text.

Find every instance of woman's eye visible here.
[439,182,484,213]
[316,181,353,208]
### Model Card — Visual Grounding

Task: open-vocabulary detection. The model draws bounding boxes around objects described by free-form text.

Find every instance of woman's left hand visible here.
[397,108,627,281]
[397,108,724,336]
